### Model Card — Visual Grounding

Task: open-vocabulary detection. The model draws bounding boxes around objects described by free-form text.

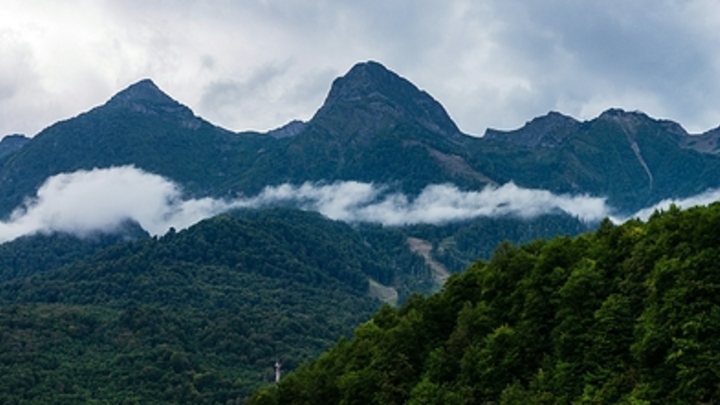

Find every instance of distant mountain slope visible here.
[311,61,461,141]
[233,61,492,196]
[474,108,720,211]
[680,124,720,154]
[484,111,581,148]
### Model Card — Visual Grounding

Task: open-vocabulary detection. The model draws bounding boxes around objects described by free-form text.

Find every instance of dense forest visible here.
[250,202,720,404]
[0,206,595,403]
[0,209,393,404]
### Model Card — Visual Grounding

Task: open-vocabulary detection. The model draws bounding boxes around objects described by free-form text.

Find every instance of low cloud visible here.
[0,166,613,244]
[0,166,231,243]
[622,189,720,223]
[4,165,720,244]
[244,182,611,225]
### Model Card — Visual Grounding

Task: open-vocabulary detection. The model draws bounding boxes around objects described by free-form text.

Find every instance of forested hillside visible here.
[0,209,395,403]
[0,205,596,403]
[0,222,147,283]
[250,202,720,404]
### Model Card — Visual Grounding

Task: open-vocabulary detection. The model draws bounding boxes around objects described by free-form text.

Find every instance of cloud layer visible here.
[0,166,613,243]
[623,189,720,223]
[245,182,610,225]
[1,167,230,242]
[3,165,720,244]
[2,1,720,138]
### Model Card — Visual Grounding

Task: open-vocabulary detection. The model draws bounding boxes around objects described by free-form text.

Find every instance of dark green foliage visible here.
[0,226,148,283]
[0,209,398,403]
[404,215,591,272]
[251,202,720,404]
[0,205,596,403]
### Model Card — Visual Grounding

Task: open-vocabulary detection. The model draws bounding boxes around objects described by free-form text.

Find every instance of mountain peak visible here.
[107,79,174,105]
[484,111,580,147]
[311,61,461,140]
[104,79,198,124]
[334,61,404,96]
[596,108,687,140]
[597,108,651,122]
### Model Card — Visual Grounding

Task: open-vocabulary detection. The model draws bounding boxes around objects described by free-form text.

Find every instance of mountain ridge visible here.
[1,60,720,217]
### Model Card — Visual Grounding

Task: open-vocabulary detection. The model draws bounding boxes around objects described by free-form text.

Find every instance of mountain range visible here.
[2,60,720,219]
[2,60,720,402]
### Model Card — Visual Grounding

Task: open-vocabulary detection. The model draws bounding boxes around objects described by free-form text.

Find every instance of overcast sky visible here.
[2,0,719,139]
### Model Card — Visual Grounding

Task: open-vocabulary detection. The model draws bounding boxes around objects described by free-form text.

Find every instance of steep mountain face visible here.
[103,79,202,128]
[251,61,493,195]
[310,61,461,142]
[2,61,720,218]
[0,80,274,216]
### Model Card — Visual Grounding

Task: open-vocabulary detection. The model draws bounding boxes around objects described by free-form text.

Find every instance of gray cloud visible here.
[200,63,291,130]
[243,182,611,225]
[481,0,720,132]
[5,165,720,245]
[622,189,720,223]
[0,166,230,243]
[0,166,612,244]
[1,0,719,137]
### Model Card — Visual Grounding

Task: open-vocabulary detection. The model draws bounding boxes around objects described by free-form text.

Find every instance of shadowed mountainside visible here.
[2,61,720,218]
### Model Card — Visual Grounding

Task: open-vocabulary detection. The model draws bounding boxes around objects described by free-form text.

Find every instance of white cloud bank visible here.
[623,189,720,223]
[1,166,230,242]
[1,165,719,244]
[245,182,610,225]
